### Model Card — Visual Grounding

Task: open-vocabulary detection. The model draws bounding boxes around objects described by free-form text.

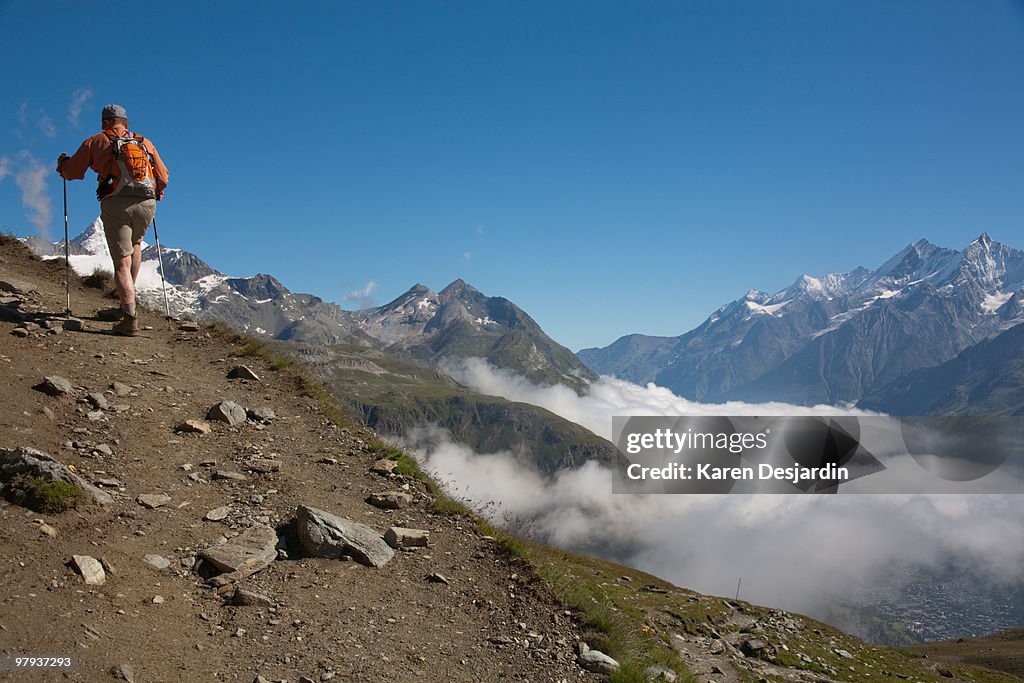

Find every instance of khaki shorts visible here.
[100,195,156,259]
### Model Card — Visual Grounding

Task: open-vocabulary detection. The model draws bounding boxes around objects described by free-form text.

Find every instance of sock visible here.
[122,302,137,317]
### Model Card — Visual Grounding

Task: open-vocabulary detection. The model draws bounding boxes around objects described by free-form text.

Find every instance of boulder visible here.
[384,527,430,549]
[175,419,212,435]
[200,525,278,582]
[70,555,106,585]
[227,365,262,381]
[0,447,112,505]
[295,504,394,568]
[578,650,619,674]
[366,492,412,510]
[246,406,276,423]
[207,401,247,426]
[35,376,75,396]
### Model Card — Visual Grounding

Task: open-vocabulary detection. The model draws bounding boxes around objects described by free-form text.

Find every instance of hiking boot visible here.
[112,313,139,337]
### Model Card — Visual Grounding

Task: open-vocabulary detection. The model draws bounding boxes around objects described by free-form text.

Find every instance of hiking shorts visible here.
[100,195,156,259]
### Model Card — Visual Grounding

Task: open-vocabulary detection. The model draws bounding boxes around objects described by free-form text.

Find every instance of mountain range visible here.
[579,234,1024,412]
[27,223,1024,416]
[28,218,593,392]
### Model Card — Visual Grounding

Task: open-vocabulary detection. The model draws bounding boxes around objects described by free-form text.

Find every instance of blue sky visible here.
[2,1,1023,350]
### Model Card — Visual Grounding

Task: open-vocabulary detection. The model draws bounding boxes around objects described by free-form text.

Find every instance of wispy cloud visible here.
[2,152,54,239]
[463,251,472,260]
[67,87,93,128]
[344,280,378,309]
[406,359,1024,638]
[38,112,57,138]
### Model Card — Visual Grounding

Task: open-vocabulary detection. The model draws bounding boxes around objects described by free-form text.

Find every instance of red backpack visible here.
[98,130,156,200]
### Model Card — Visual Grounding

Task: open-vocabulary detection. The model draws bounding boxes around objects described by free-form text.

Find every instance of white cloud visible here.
[38,112,57,138]
[9,152,53,239]
[344,280,378,308]
[406,359,1024,637]
[67,87,93,128]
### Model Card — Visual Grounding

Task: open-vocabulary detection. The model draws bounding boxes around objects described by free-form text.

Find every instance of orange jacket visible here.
[60,130,170,200]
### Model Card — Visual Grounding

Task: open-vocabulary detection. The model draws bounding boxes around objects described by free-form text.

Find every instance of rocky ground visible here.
[0,236,587,683]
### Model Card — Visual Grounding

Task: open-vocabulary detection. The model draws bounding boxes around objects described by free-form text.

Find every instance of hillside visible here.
[2,233,1020,683]
[274,341,620,473]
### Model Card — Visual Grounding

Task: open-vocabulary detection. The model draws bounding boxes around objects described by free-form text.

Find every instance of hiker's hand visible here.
[56,153,68,174]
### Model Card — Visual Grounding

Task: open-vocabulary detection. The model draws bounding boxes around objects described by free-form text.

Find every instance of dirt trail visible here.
[0,237,585,683]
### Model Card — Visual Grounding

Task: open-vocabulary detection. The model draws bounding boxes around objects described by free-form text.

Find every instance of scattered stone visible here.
[253,676,272,683]
[427,572,451,585]
[228,365,262,381]
[207,401,247,426]
[71,555,106,585]
[247,459,281,474]
[834,648,854,659]
[384,527,430,549]
[178,321,201,332]
[143,554,171,570]
[152,595,165,604]
[370,459,399,475]
[229,588,274,607]
[10,328,28,338]
[100,557,118,577]
[35,375,75,396]
[111,381,132,397]
[295,504,394,568]
[645,664,678,682]
[175,419,211,435]
[205,506,231,522]
[318,457,338,465]
[110,663,136,682]
[63,318,84,332]
[366,491,412,510]
[34,520,58,538]
[213,470,247,481]
[93,444,113,457]
[86,392,109,410]
[87,410,105,421]
[0,447,112,505]
[41,406,55,421]
[200,524,279,582]
[246,406,275,423]
[136,493,171,509]
[578,650,619,674]
[94,477,121,488]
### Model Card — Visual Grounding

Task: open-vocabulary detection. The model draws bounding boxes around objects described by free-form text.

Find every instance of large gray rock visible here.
[227,365,261,381]
[295,504,394,568]
[200,525,278,582]
[35,376,75,396]
[0,447,112,505]
[578,650,619,674]
[206,401,247,426]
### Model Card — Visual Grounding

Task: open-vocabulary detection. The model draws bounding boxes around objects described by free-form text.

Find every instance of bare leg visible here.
[114,253,135,315]
[130,242,142,285]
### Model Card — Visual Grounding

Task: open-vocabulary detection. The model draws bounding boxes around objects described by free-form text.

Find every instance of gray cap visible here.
[101,104,127,121]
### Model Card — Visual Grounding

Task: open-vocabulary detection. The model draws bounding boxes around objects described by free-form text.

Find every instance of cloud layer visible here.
[405,359,1024,635]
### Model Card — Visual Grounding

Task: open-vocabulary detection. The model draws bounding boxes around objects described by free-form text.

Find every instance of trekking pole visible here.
[151,215,172,326]
[63,174,71,317]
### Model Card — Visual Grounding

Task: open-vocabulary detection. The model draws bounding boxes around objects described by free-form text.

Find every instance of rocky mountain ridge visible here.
[579,234,1024,408]
[27,220,592,392]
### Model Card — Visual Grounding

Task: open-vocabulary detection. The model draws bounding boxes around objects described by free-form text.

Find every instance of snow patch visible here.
[982,291,1012,314]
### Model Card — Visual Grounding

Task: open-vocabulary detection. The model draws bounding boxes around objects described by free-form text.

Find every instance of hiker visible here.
[56,104,169,336]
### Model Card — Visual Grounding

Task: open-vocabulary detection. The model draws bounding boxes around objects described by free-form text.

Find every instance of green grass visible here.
[5,475,86,513]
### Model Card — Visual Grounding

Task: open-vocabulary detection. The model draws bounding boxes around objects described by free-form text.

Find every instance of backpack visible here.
[98,130,156,200]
